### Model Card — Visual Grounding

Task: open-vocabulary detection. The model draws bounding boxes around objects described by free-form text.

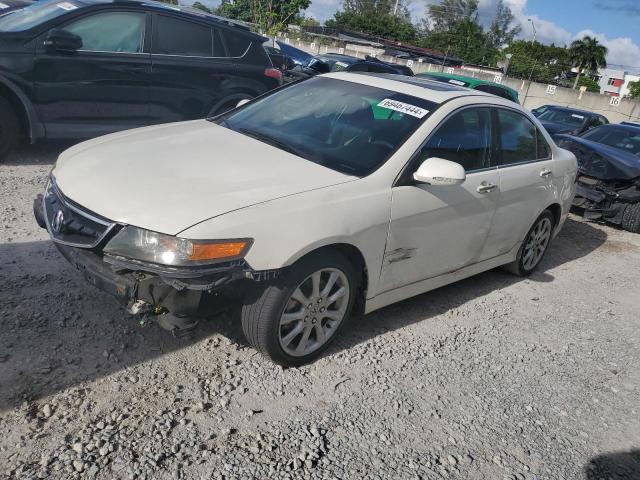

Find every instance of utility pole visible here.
[393,0,399,15]
[528,19,536,43]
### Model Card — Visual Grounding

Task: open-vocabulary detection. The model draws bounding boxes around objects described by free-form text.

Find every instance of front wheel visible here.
[621,203,640,233]
[241,251,358,366]
[504,210,554,276]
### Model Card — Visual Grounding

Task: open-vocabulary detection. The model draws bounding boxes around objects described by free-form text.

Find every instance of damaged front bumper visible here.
[33,192,277,321]
[572,175,640,224]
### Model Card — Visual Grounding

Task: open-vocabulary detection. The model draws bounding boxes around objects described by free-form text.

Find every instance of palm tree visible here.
[570,36,607,89]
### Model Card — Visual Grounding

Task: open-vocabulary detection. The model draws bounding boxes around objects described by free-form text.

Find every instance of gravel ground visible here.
[1,143,639,480]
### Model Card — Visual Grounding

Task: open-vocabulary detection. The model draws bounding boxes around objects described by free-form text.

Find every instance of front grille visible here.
[44,179,115,248]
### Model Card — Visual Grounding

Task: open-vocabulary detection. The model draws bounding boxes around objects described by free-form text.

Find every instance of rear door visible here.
[380,106,500,291]
[485,107,556,258]
[32,9,151,139]
[148,13,233,122]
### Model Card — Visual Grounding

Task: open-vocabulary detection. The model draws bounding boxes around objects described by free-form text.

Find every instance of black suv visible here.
[0,0,281,157]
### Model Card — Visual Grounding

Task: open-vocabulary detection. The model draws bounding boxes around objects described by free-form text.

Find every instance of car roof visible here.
[67,0,259,33]
[324,72,495,104]
[543,105,596,117]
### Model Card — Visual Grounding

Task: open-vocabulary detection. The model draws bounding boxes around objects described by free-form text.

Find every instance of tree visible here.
[215,0,310,35]
[325,0,417,43]
[629,81,640,99]
[576,76,600,93]
[423,0,479,33]
[420,19,495,65]
[569,35,608,89]
[191,1,211,13]
[501,40,571,84]
[487,0,520,49]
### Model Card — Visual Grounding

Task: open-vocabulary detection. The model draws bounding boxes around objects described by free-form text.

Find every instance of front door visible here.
[32,10,151,139]
[380,107,500,292]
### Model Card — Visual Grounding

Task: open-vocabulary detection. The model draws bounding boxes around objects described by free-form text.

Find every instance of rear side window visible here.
[153,15,214,56]
[419,107,492,172]
[221,29,250,57]
[65,12,145,53]
[497,109,550,165]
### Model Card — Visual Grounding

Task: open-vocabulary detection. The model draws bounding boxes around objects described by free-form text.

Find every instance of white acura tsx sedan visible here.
[35,72,577,366]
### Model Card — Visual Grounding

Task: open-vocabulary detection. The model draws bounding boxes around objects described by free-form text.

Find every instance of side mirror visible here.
[44,29,82,52]
[236,98,250,108]
[309,59,330,74]
[413,157,466,186]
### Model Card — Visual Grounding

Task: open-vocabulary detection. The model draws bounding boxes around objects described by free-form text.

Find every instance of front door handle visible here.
[540,169,553,178]
[477,183,497,193]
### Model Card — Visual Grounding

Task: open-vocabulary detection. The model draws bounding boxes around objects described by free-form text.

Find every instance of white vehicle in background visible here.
[35,73,577,366]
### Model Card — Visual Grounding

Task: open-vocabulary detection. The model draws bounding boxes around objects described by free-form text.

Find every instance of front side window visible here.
[498,109,550,164]
[418,107,492,172]
[65,12,145,53]
[0,0,81,32]
[218,77,436,177]
[152,15,212,56]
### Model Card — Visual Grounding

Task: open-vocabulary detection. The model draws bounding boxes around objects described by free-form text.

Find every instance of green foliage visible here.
[576,76,600,93]
[423,0,479,33]
[629,81,640,99]
[501,40,571,83]
[191,1,211,13]
[569,35,608,89]
[215,0,310,35]
[419,19,497,65]
[325,0,417,42]
[488,0,520,49]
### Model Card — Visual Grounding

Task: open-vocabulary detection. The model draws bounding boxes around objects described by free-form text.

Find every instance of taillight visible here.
[264,68,282,83]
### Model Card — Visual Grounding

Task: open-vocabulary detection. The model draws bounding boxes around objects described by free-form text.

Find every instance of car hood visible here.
[555,134,640,180]
[53,120,355,235]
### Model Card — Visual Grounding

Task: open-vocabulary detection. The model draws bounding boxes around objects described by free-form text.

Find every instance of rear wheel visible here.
[0,97,20,159]
[621,203,640,233]
[241,251,358,366]
[504,210,554,276]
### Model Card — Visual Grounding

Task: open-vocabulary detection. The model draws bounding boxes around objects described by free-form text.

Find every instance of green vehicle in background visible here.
[416,71,520,104]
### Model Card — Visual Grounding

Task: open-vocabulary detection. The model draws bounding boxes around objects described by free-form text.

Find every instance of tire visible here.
[0,97,20,159]
[209,93,254,117]
[241,251,358,367]
[504,210,555,277]
[621,203,640,233]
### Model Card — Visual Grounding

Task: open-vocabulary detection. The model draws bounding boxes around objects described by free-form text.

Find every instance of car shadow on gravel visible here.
[0,218,606,411]
[0,240,226,412]
[584,450,640,479]
[3,141,75,166]
[327,216,608,357]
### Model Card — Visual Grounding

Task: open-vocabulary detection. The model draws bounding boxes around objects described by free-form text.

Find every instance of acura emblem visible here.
[52,209,65,233]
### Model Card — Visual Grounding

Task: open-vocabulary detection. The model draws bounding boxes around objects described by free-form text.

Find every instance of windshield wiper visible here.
[237,128,304,158]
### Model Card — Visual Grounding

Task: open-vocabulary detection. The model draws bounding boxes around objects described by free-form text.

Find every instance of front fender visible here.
[179,180,392,298]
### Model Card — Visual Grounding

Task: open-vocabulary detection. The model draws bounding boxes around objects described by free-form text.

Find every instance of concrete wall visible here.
[282,37,640,123]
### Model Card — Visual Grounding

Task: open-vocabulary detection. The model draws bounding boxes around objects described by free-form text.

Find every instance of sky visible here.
[194,0,640,71]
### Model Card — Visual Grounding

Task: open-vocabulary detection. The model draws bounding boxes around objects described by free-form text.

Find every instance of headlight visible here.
[104,226,252,267]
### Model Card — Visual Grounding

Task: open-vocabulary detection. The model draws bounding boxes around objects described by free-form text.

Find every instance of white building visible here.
[621,73,640,97]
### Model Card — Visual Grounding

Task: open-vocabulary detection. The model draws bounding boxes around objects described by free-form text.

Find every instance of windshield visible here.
[581,126,640,156]
[0,0,79,32]
[538,108,586,128]
[217,77,437,176]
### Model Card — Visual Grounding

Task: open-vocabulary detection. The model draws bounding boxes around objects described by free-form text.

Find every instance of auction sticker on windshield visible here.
[377,99,429,118]
[0,3,9,9]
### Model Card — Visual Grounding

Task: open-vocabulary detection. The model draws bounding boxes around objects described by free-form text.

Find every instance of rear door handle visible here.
[477,183,497,193]
[540,169,553,178]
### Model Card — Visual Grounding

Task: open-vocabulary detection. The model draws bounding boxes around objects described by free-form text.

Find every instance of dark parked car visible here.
[556,123,640,232]
[292,53,413,78]
[535,106,608,137]
[276,40,311,66]
[0,0,281,157]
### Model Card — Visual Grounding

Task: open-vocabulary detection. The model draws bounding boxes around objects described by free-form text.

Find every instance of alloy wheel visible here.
[522,217,552,271]
[278,268,350,357]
